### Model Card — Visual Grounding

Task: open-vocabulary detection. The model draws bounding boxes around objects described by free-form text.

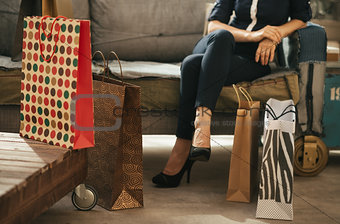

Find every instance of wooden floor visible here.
[0,132,87,224]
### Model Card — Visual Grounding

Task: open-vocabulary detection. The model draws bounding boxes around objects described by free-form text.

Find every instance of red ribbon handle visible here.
[38,15,68,62]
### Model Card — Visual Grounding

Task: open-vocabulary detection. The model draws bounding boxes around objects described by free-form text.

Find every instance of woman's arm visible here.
[256,19,307,65]
[276,19,307,38]
[208,20,282,43]
[208,18,306,43]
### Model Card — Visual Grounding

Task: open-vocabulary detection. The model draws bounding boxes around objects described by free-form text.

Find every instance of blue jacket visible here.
[208,0,312,31]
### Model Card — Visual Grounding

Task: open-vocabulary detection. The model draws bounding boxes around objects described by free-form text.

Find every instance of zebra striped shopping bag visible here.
[256,98,296,221]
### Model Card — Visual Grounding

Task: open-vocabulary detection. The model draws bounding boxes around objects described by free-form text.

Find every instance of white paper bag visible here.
[256,98,295,221]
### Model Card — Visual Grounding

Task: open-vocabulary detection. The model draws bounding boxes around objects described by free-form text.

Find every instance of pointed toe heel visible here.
[152,159,195,188]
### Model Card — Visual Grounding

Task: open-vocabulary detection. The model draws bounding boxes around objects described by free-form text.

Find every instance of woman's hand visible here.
[250,25,282,43]
[255,39,277,66]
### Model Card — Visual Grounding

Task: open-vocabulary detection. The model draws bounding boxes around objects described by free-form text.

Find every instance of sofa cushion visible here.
[0,1,21,57]
[96,60,180,79]
[72,0,90,19]
[125,72,299,113]
[0,54,299,113]
[0,56,21,105]
[90,0,209,62]
[94,59,300,112]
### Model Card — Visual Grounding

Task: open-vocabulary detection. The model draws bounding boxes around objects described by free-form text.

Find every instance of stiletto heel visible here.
[189,145,211,161]
[152,158,195,188]
[186,160,194,183]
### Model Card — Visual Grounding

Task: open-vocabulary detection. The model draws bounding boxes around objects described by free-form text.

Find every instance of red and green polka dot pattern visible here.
[20,16,81,149]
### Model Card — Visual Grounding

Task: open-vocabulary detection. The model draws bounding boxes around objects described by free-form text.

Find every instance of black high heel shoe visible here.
[189,145,211,161]
[152,158,195,188]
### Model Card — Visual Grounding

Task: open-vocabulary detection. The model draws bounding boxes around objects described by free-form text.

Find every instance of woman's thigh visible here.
[224,55,271,86]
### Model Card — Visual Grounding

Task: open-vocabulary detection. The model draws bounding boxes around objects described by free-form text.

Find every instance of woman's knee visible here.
[209,29,235,46]
[180,54,203,77]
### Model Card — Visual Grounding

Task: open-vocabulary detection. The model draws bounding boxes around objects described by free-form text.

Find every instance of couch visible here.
[0,0,326,137]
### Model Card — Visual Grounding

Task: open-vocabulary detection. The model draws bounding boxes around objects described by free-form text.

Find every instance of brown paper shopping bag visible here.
[86,51,143,210]
[42,0,74,18]
[226,85,260,202]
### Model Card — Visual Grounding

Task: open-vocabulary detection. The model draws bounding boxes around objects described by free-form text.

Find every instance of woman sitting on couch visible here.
[152,0,312,187]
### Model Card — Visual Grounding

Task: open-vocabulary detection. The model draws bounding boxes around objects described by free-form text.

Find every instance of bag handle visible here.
[108,51,124,85]
[264,102,277,119]
[92,50,125,85]
[92,51,110,82]
[239,87,253,105]
[38,15,68,62]
[265,103,296,120]
[233,84,241,108]
[232,84,252,108]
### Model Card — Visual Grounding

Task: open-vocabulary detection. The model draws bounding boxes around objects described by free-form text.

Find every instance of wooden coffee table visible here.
[0,132,87,224]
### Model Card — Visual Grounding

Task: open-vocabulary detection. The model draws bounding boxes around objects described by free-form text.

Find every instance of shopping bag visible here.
[86,51,143,210]
[256,98,296,220]
[42,0,74,18]
[226,85,260,203]
[20,16,94,149]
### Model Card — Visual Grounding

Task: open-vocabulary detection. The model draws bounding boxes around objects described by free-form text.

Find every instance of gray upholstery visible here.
[0,0,89,57]
[0,0,21,57]
[90,0,210,62]
[72,0,90,19]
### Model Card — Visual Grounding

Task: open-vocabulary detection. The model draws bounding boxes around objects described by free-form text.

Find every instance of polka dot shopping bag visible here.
[20,16,94,149]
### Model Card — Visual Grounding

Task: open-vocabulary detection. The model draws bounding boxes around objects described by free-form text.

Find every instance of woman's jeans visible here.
[176,29,270,140]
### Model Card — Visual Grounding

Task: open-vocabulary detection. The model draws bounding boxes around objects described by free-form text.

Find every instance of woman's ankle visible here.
[194,106,212,127]
[192,107,211,148]
[175,138,192,148]
[163,138,191,175]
